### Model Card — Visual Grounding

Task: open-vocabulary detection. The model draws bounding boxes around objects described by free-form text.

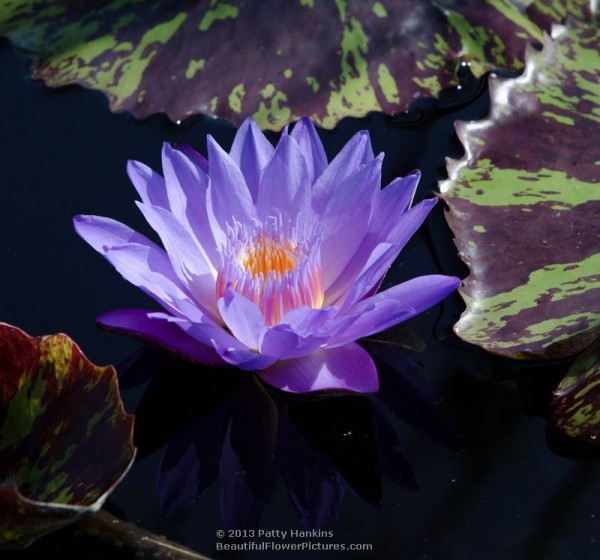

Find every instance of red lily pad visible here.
[440,20,600,360]
[0,0,592,130]
[0,323,135,547]
[551,338,600,443]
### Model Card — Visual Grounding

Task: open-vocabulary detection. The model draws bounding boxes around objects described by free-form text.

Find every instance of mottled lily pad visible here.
[551,338,600,442]
[0,323,135,547]
[0,0,592,130]
[440,20,600,360]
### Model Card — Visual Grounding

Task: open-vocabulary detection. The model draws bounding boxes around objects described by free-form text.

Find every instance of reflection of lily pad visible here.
[551,338,600,443]
[0,323,135,547]
[0,0,592,129]
[440,21,600,360]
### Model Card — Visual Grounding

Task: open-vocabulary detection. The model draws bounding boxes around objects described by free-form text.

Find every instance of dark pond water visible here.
[1,38,599,560]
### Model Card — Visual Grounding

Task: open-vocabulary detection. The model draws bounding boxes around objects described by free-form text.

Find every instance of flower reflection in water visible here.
[121,341,460,530]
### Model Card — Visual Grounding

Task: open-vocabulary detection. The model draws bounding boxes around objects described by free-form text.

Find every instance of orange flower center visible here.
[217,227,324,326]
[239,237,297,278]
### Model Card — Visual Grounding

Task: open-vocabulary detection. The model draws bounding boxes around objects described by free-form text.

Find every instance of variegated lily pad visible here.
[551,337,600,442]
[0,323,135,547]
[0,0,592,130]
[440,20,600,360]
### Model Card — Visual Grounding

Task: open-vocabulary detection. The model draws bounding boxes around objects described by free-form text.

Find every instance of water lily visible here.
[74,118,460,393]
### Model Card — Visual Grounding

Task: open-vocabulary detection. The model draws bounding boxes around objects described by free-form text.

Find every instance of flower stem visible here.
[74,509,211,560]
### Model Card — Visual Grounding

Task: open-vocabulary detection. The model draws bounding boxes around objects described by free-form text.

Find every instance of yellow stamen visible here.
[217,229,324,326]
[239,237,297,277]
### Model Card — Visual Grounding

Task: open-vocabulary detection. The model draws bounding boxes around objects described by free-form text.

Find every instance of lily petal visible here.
[339,198,438,309]
[379,195,437,249]
[161,144,220,268]
[259,306,339,359]
[257,133,310,223]
[319,155,383,291]
[258,343,378,393]
[206,135,256,245]
[136,203,219,320]
[97,308,224,365]
[74,214,201,321]
[330,275,462,347]
[373,171,421,235]
[229,117,275,201]
[173,141,209,174]
[127,160,169,209]
[322,171,421,306]
[162,142,197,225]
[211,338,277,371]
[290,117,328,185]
[218,290,266,350]
[137,311,276,371]
[311,130,374,214]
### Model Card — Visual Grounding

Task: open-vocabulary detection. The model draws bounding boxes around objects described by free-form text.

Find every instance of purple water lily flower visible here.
[74,117,460,393]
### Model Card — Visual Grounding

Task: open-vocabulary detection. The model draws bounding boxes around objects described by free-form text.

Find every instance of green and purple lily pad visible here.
[0,0,592,129]
[551,337,600,443]
[441,20,600,360]
[0,323,135,547]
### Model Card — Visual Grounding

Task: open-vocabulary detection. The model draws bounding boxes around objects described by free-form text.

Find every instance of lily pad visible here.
[440,20,600,360]
[0,323,135,547]
[0,0,592,130]
[551,337,600,442]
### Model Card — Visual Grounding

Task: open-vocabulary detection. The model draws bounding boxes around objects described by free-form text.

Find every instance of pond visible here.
[1,36,599,560]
